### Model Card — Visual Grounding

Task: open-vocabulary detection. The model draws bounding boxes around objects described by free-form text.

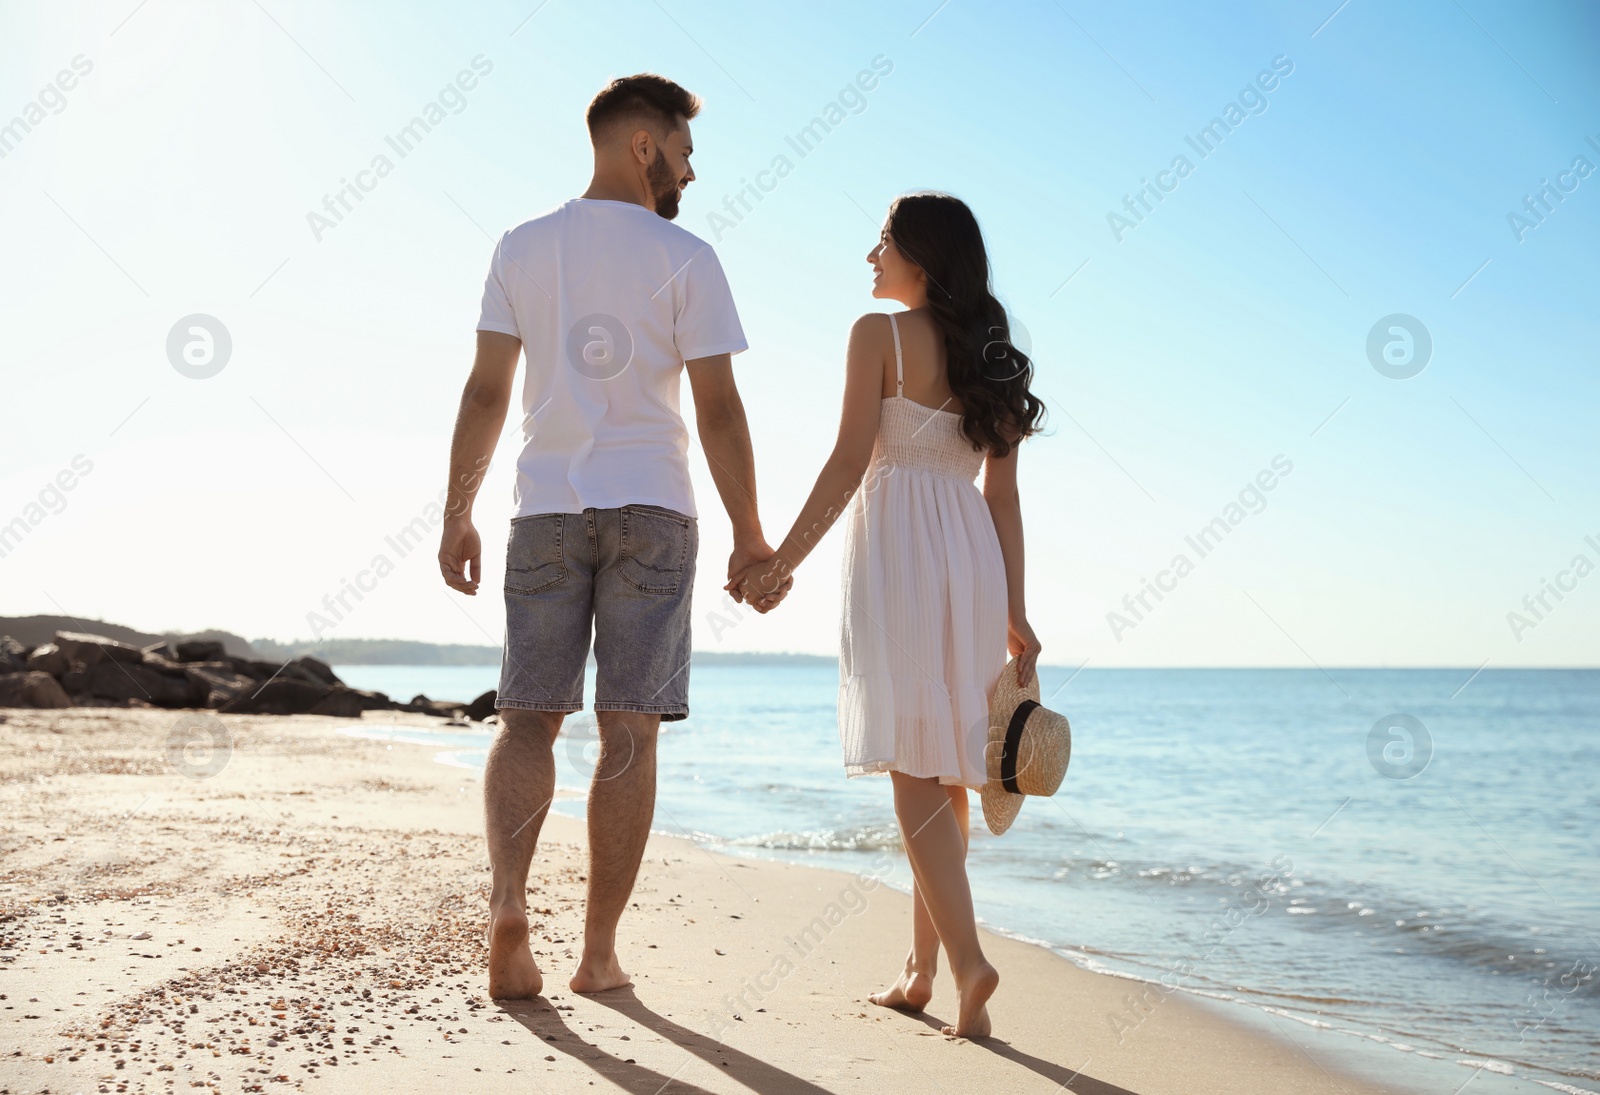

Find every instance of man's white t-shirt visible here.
[476,198,747,520]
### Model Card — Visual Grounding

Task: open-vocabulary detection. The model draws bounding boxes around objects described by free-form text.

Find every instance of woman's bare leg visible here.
[870,786,970,1011]
[887,774,996,1037]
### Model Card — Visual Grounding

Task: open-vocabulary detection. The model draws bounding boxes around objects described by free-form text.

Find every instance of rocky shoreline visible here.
[0,631,496,720]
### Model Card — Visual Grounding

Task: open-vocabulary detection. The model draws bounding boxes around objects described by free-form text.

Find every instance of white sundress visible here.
[838,313,1010,790]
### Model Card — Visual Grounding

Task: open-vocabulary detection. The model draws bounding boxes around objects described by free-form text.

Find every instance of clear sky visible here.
[2,0,1597,667]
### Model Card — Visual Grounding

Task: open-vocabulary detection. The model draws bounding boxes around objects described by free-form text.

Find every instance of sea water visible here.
[334,663,1599,1095]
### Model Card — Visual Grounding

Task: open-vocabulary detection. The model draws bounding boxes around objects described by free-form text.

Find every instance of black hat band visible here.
[1000,699,1040,795]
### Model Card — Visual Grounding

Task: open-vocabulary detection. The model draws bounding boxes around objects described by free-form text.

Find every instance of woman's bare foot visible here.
[487,908,543,999]
[941,960,998,1038]
[570,950,632,993]
[869,965,936,1012]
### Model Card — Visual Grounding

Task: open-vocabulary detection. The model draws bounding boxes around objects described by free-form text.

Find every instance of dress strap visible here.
[888,313,904,395]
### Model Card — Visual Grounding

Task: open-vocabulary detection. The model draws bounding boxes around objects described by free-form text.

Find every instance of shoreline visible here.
[1,707,1409,1094]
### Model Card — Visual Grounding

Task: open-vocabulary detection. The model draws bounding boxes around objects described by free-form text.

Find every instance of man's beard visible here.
[648,149,682,220]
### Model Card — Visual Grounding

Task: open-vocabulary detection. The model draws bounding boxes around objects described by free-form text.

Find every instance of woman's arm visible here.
[982,442,1043,686]
[726,314,888,601]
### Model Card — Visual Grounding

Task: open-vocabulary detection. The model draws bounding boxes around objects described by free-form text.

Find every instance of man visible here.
[438,73,786,998]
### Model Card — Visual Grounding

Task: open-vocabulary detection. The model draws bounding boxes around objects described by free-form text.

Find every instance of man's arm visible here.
[439,330,522,595]
[685,354,779,593]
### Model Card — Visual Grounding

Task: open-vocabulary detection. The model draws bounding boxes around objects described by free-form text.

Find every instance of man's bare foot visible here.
[487,908,543,999]
[869,966,935,1012]
[941,960,998,1038]
[570,951,632,993]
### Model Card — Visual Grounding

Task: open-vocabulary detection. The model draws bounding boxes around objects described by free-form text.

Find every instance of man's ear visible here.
[629,128,654,166]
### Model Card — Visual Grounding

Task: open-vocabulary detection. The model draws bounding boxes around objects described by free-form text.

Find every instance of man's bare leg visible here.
[485,708,563,999]
[570,709,659,993]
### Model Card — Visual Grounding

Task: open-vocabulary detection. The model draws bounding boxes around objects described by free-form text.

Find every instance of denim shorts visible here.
[498,504,697,721]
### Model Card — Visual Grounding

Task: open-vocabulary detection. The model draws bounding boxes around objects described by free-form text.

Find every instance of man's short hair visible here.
[586,73,701,144]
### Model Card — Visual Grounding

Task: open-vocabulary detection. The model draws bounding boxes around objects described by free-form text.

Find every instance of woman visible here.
[728,191,1045,1037]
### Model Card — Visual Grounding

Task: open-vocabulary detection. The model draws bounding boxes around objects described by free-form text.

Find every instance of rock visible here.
[24,643,68,678]
[216,654,341,688]
[0,671,71,708]
[53,630,145,669]
[140,650,187,674]
[0,636,26,674]
[278,662,326,685]
[226,656,276,679]
[142,641,178,660]
[174,640,227,663]
[307,686,395,719]
[181,662,258,708]
[400,697,466,718]
[219,678,332,715]
[464,690,498,721]
[308,689,366,719]
[291,656,339,686]
[66,694,124,708]
[226,657,327,686]
[87,659,195,708]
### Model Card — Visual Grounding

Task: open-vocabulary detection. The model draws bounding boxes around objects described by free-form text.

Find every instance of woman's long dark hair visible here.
[885,192,1045,457]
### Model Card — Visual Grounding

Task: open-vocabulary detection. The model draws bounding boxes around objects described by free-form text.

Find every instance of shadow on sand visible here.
[502,986,842,1095]
[897,1007,1146,1095]
[503,986,1142,1095]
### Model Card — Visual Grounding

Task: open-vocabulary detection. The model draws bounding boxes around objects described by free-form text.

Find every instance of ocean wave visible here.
[1260,1005,1334,1030]
[725,826,904,852]
[1047,852,1598,998]
[1052,855,1297,896]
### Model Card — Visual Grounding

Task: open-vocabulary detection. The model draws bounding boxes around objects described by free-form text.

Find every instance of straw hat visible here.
[981,659,1072,836]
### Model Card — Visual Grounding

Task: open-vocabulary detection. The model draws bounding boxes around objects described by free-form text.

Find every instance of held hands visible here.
[1008,615,1042,688]
[725,540,794,614]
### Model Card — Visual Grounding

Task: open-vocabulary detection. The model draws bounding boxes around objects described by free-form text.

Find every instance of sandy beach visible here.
[0,707,1404,1095]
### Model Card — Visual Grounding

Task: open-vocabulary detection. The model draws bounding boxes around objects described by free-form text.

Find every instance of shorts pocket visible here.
[505,514,567,595]
[618,505,692,595]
